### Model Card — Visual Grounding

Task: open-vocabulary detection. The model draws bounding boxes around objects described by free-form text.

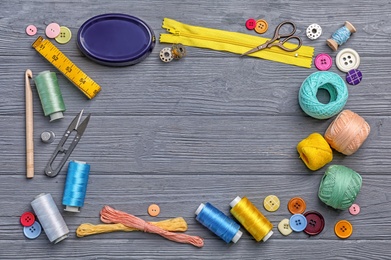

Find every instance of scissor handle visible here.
[273,21,297,39]
[269,35,303,52]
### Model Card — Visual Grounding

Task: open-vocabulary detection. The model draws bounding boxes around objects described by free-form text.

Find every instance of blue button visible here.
[23,221,41,239]
[289,214,307,232]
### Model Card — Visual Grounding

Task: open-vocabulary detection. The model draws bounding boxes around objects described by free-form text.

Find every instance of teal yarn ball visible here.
[318,165,362,210]
[299,71,348,119]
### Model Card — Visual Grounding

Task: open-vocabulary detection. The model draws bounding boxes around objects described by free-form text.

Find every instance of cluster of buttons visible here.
[20,212,41,239]
[245,18,268,34]
[25,22,72,44]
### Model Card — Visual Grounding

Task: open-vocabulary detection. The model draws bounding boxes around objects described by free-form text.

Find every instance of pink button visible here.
[349,204,360,215]
[45,23,61,38]
[26,25,37,36]
[245,19,257,30]
[314,53,332,71]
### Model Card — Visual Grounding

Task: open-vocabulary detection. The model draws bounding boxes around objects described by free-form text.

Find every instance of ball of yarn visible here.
[318,165,362,210]
[324,110,370,155]
[299,71,348,119]
[297,133,333,171]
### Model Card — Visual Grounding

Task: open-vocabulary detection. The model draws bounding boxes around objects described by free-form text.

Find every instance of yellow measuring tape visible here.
[32,36,101,99]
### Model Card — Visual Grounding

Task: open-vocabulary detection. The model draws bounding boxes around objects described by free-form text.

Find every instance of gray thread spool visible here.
[31,193,69,244]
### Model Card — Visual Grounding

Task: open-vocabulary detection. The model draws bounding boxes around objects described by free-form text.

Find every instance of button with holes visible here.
[314,53,332,71]
[335,220,353,239]
[254,19,268,34]
[245,18,257,30]
[304,211,325,236]
[148,204,160,217]
[288,197,306,214]
[26,25,37,36]
[346,69,363,85]
[20,212,35,227]
[289,214,307,232]
[263,195,280,212]
[349,204,360,215]
[23,221,42,239]
[306,24,322,40]
[336,48,360,72]
[55,26,72,44]
[278,218,293,236]
[45,22,61,38]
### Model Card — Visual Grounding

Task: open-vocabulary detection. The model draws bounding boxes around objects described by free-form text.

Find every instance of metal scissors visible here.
[45,110,91,177]
[242,21,303,56]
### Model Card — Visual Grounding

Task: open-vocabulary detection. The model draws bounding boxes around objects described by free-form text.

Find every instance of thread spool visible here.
[318,165,362,210]
[299,71,348,120]
[297,132,333,171]
[34,71,66,121]
[31,193,69,243]
[195,202,242,243]
[324,110,370,155]
[327,21,356,51]
[62,160,91,212]
[229,196,273,242]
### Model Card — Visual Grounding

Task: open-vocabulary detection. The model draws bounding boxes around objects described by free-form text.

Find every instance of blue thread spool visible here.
[195,202,242,243]
[62,160,90,212]
[326,21,356,51]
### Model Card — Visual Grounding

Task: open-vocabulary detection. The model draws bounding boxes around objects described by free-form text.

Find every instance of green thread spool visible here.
[318,165,362,210]
[34,71,66,121]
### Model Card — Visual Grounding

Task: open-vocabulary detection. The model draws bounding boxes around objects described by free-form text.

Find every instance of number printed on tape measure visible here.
[32,36,101,99]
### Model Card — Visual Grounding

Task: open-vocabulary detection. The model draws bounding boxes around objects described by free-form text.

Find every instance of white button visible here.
[336,48,360,72]
[278,218,293,236]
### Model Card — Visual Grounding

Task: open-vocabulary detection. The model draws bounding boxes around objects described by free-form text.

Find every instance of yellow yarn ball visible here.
[297,133,333,171]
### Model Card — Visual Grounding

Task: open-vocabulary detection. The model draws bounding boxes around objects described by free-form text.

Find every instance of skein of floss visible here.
[326,21,356,51]
[229,196,273,242]
[318,165,362,210]
[62,160,91,212]
[324,110,370,155]
[34,71,66,121]
[195,202,242,243]
[31,193,69,244]
[297,132,333,171]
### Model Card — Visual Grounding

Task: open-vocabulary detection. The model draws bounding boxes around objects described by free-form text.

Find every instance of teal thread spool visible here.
[326,21,356,51]
[299,71,348,120]
[318,165,362,210]
[34,71,66,121]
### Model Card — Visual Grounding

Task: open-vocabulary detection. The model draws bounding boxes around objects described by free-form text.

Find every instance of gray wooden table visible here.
[1,0,391,259]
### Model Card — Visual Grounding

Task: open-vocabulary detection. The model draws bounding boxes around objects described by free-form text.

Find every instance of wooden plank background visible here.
[1,0,391,259]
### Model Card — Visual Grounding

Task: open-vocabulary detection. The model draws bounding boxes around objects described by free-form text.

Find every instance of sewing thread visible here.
[30,193,69,244]
[299,71,348,119]
[34,71,66,121]
[324,110,370,155]
[62,160,90,212]
[230,196,273,242]
[318,165,362,210]
[195,202,242,243]
[326,21,356,51]
[297,132,333,171]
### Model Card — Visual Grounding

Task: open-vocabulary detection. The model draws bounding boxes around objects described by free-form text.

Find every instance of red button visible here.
[245,19,257,30]
[20,212,35,227]
[304,211,325,236]
[314,53,332,71]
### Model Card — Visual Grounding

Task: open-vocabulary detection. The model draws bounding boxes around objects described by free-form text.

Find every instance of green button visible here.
[55,26,72,44]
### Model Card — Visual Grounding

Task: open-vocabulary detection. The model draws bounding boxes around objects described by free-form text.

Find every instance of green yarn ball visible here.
[318,165,362,210]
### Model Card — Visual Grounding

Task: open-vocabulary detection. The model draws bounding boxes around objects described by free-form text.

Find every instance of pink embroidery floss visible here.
[100,205,204,248]
[324,110,370,155]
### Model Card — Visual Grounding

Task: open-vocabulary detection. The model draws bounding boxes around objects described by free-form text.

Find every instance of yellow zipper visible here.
[160,18,314,68]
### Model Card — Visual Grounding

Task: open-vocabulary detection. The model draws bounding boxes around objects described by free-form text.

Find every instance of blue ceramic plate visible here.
[77,13,155,66]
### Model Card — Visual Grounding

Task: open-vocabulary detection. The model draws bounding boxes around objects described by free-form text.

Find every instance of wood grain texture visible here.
[1,0,391,259]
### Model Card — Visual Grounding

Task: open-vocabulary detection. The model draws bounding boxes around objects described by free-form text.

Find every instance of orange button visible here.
[254,19,268,34]
[334,220,353,239]
[148,204,160,217]
[288,197,306,214]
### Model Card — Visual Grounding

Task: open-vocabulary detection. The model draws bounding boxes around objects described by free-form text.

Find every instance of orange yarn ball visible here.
[324,110,370,155]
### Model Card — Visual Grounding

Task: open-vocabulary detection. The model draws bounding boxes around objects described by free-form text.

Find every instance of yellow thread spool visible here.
[230,196,273,242]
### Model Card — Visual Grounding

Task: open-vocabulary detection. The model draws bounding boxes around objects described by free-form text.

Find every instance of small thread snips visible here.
[45,110,91,177]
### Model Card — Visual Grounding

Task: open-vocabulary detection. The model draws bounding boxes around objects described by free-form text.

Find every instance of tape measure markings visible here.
[32,36,101,99]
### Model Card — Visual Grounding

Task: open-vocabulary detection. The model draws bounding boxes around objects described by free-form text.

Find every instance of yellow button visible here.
[55,26,72,44]
[254,19,268,34]
[264,195,280,212]
[335,220,353,239]
[148,204,160,217]
[278,218,292,236]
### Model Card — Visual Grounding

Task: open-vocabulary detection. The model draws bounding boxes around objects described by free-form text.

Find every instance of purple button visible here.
[314,53,332,71]
[346,69,363,85]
